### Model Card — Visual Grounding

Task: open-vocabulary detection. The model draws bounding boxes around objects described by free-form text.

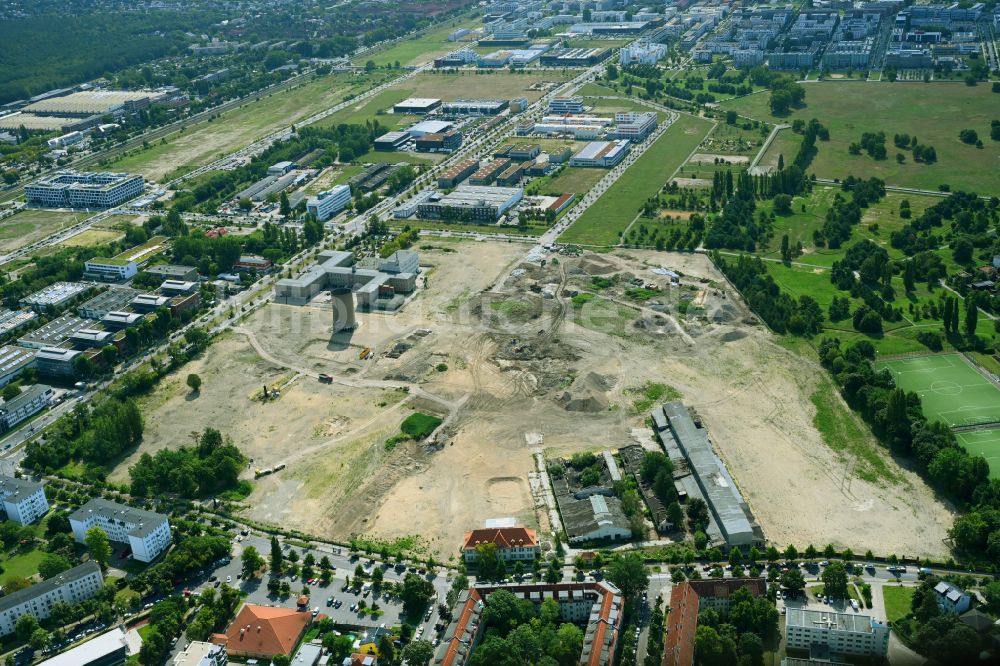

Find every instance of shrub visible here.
[399,413,443,440]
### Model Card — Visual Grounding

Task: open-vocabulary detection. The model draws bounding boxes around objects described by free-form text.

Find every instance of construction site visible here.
[117,239,954,559]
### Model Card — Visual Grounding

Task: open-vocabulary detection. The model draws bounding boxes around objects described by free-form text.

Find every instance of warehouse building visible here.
[22,90,154,118]
[539,48,611,66]
[440,99,508,116]
[0,562,103,636]
[0,346,36,388]
[437,159,479,188]
[78,287,143,319]
[373,130,410,151]
[393,97,441,114]
[25,171,144,208]
[408,120,452,138]
[70,498,172,563]
[101,311,144,330]
[416,185,523,222]
[39,626,139,666]
[0,310,37,337]
[470,158,511,185]
[785,609,890,658]
[143,264,198,281]
[415,130,462,153]
[0,475,49,525]
[160,280,198,296]
[18,314,92,349]
[130,293,171,313]
[570,140,631,168]
[0,385,53,434]
[34,347,82,377]
[69,329,117,350]
[654,401,762,551]
[21,282,90,312]
[306,185,351,222]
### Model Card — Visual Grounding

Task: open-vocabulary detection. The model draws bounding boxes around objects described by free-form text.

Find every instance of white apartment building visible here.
[0,475,49,525]
[619,42,667,65]
[785,609,889,658]
[69,498,171,563]
[0,562,103,636]
[25,171,144,209]
[306,185,351,222]
[0,385,54,434]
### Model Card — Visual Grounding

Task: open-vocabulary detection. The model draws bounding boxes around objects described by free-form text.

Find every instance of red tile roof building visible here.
[211,603,311,659]
[433,581,623,666]
[462,527,540,563]
[663,578,768,666]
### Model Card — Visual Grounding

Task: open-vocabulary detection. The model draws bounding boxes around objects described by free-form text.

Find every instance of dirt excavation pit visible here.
[126,240,954,559]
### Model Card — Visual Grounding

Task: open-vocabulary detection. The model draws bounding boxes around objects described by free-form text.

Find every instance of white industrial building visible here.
[569,140,630,168]
[610,112,658,141]
[548,96,585,114]
[69,498,171,563]
[83,257,138,281]
[416,185,523,222]
[25,171,144,208]
[0,346,36,388]
[785,609,890,658]
[306,184,351,221]
[0,562,104,636]
[0,475,49,525]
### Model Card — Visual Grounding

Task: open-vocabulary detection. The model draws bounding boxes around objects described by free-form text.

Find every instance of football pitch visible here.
[876,353,1000,427]
[955,429,1000,479]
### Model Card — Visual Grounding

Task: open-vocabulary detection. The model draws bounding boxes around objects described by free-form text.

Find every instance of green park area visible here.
[876,354,1000,428]
[720,82,1000,194]
[882,585,915,624]
[0,208,94,255]
[559,113,714,246]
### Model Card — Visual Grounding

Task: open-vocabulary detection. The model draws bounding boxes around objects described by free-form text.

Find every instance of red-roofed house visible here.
[463,526,540,563]
[663,578,767,666]
[211,603,312,659]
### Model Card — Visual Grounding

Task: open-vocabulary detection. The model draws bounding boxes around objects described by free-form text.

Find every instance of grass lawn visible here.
[956,428,1000,479]
[811,377,900,484]
[531,166,606,196]
[358,16,479,67]
[758,127,802,170]
[883,585,915,624]
[399,219,547,236]
[1,549,45,581]
[719,81,1000,194]
[876,353,1000,427]
[586,97,670,121]
[110,72,375,180]
[559,114,714,245]
[0,209,93,254]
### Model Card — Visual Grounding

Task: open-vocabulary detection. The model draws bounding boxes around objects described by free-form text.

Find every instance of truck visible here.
[318,373,334,383]
[359,347,372,360]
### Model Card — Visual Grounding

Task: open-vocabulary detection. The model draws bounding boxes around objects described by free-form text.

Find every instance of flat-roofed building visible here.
[0,562,103,636]
[784,609,889,657]
[70,498,171,562]
[101,311,144,330]
[393,98,441,114]
[173,642,227,666]
[539,48,611,66]
[21,282,89,312]
[34,347,82,377]
[440,99,508,116]
[160,280,198,296]
[548,96,585,114]
[25,171,144,208]
[374,131,410,151]
[130,293,171,313]
[470,158,511,185]
[417,185,523,222]
[23,90,153,117]
[0,310,37,337]
[570,140,631,168]
[415,130,462,153]
[234,255,272,272]
[0,384,53,433]
[69,329,116,349]
[39,625,138,666]
[78,287,143,319]
[84,235,167,282]
[0,346,36,388]
[18,314,91,349]
[0,475,49,525]
[610,112,658,141]
[408,120,452,138]
[306,185,351,222]
[144,264,198,281]
[437,159,479,188]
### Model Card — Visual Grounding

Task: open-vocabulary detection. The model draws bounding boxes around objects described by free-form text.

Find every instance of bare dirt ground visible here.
[122,240,952,559]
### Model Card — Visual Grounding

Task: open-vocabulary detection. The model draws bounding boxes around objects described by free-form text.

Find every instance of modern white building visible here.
[548,96,585,114]
[173,641,227,666]
[0,346,37,389]
[69,498,171,563]
[0,562,103,636]
[0,475,49,525]
[933,581,971,614]
[83,258,138,281]
[39,625,138,666]
[0,384,54,433]
[25,171,144,208]
[619,42,667,65]
[306,185,351,222]
[610,112,658,141]
[569,140,631,168]
[785,609,890,658]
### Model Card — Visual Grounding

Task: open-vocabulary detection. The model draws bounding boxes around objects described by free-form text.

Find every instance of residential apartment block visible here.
[463,526,540,563]
[0,385,54,433]
[0,562,103,636]
[785,609,890,658]
[0,475,49,525]
[69,498,171,562]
